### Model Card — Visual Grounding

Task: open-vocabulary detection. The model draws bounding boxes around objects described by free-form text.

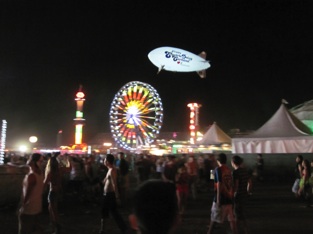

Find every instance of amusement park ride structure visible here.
[71,85,88,151]
[109,81,163,151]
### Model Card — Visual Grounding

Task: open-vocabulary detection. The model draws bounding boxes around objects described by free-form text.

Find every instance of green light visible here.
[303,120,313,132]
[76,111,83,118]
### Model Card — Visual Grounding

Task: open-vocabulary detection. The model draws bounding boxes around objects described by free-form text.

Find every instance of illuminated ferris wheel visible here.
[110,81,163,150]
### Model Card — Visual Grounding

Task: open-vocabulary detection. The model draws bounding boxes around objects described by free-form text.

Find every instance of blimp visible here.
[148,46,211,78]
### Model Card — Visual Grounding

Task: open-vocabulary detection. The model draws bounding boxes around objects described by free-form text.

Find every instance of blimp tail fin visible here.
[198,51,208,78]
[157,65,165,74]
[197,70,206,78]
[199,51,207,59]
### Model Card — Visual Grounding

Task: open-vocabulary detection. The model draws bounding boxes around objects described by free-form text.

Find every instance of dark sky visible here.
[1,0,313,148]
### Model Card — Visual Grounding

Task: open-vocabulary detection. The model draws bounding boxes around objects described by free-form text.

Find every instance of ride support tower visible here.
[187,103,201,144]
[74,86,85,145]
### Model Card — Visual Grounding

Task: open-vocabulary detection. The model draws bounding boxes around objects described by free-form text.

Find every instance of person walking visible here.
[68,155,85,199]
[298,159,312,207]
[207,153,237,234]
[44,153,64,234]
[185,155,198,200]
[292,155,303,196]
[135,154,150,184]
[116,152,130,207]
[231,155,252,234]
[175,163,190,218]
[255,154,264,181]
[18,153,44,234]
[99,154,127,234]
[162,155,177,184]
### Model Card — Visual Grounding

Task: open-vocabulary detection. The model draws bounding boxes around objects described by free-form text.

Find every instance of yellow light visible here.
[76,92,85,98]
[29,136,38,143]
[19,145,27,152]
[75,124,83,144]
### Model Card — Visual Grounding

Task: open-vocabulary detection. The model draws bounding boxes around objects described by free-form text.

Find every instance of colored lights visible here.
[76,91,85,99]
[110,81,163,151]
[75,125,83,145]
[0,120,7,165]
[76,111,83,118]
[187,103,201,144]
[74,87,85,145]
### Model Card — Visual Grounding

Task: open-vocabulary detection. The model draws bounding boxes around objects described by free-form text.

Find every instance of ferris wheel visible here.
[110,81,163,150]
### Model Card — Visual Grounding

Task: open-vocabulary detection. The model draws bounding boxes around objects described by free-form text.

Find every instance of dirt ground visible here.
[1,174,313,234]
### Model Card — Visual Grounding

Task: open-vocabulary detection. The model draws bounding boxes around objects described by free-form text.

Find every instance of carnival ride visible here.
[110,81,163,150]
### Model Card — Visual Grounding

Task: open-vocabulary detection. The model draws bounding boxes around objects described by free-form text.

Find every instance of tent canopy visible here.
[198,122,231,145]
[246,103,312,138]
[232,102,313,153]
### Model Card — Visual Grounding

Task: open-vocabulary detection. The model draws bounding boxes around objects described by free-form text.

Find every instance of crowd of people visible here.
[292,154,313,208]
[14,151,313,234]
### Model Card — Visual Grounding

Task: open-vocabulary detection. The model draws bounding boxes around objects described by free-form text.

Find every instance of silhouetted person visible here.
[44,152,69,234]
[162,155,177,184]
[129,179,179,234]
[256,154,264,181]
[116,152,130,207]
[136,154,152,183]
[231,155,252,234]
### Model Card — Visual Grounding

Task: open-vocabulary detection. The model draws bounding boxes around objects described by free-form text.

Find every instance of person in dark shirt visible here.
[129,180,178,234]
[116,152,130,207]
[207,153,237,234]
[232,155,252,234]
[162,155,177,184]
[256,154,264,181]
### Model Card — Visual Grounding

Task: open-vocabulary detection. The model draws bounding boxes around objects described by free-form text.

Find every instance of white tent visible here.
[232,102,313,153]
[198,122,231,145]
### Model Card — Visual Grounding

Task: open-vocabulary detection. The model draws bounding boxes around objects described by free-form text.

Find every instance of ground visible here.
[1,173,313,234]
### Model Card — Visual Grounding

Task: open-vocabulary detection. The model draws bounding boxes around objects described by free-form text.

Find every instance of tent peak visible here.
[282,99,289,105]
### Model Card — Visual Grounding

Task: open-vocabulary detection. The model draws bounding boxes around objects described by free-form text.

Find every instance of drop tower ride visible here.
[74,85,85,145]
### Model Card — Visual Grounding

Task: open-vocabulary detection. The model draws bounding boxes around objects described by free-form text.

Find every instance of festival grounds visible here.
[1,171,313,234]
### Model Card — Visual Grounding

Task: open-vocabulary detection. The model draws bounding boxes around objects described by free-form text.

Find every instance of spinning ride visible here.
[110,81,163,150]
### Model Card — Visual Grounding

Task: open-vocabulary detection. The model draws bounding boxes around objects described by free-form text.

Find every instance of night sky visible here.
[1,0,313,148]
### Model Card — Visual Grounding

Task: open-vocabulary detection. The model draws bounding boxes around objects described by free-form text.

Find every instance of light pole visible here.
[29,136,38,151]
[56,130,63,148]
